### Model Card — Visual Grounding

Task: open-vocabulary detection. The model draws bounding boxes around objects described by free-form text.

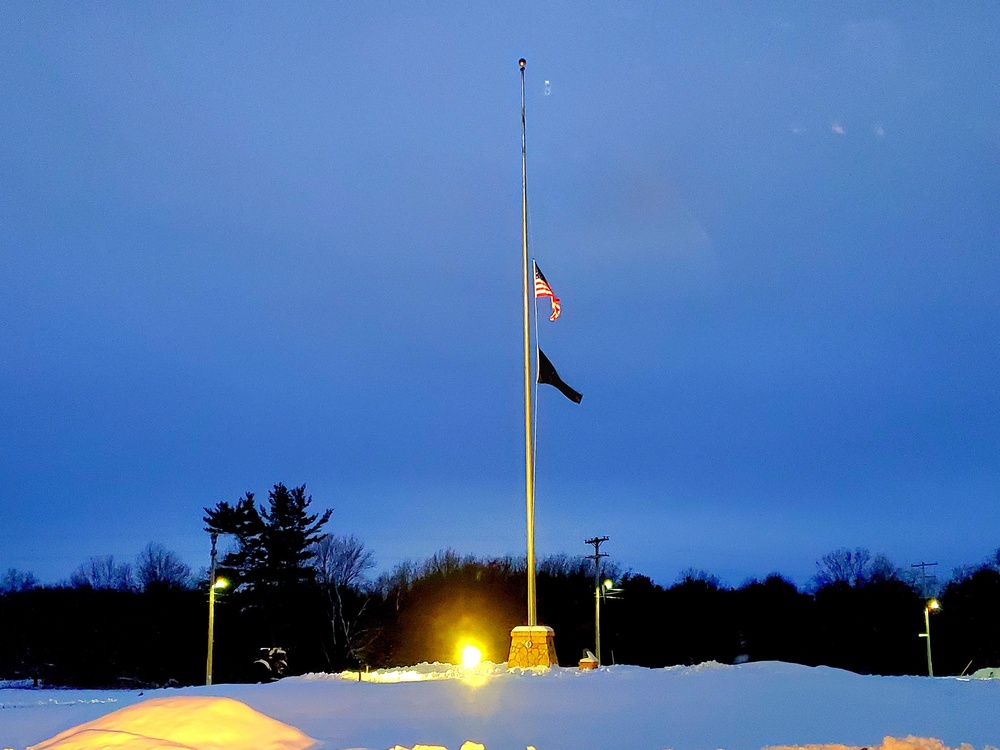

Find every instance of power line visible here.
[911,561,938,599]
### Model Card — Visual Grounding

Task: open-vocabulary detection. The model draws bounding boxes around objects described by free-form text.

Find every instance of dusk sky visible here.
[3,3,998,589]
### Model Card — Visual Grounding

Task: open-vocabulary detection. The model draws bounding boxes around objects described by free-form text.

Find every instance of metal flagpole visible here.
[519,57,537,627]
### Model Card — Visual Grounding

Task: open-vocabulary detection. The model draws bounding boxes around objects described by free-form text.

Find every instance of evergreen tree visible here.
[261,484,331,590]
[203,493,266,592]
[203,483,332,673]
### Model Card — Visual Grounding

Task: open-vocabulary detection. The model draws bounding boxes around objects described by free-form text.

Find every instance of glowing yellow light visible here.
[213,577,230,589]
[603,579,614,590]
[460,645,482,669]
[928,599,940,611]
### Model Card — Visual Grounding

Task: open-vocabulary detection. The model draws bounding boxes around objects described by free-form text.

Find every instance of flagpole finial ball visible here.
[519,58,526,69]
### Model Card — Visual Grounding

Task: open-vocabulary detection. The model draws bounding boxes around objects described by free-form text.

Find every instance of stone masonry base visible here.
[507,625,557,668]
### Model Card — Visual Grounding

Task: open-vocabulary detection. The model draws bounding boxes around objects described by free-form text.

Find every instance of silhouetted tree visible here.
[735,574,816,665]
[0,568,38,593]
[311,534,376,668]
[204,484,331,592]
[135,543,192,592]
[666,572,740,665]
[69,556,135,591]
[14,540,1000,685]
[261,484,332,589]
[812,549,921,675]
[204,483,332,674]
[811,547,901,590]
[937,565,1000,674]
[203,493,266,592]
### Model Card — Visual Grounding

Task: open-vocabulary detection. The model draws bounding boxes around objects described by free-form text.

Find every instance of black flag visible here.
[537,348,583,403]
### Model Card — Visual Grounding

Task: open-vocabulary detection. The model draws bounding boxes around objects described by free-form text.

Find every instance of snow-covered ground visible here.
[3,661,1000,750]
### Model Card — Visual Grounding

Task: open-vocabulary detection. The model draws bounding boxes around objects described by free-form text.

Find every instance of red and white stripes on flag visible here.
[533,262,561,321]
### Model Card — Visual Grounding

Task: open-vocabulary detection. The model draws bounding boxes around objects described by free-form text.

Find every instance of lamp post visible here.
[206,532,229,686]
[585,536,609,664]
[919,598,940,677]
[595,578,613,664]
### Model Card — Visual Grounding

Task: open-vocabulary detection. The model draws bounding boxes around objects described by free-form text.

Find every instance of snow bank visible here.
[7,662,1000,750]
[25,695,316,750]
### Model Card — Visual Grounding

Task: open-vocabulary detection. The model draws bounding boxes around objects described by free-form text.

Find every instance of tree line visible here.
[2,483,999,687]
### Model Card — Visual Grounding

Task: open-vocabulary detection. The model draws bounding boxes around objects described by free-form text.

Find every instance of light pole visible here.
[595,578,614,664]
[585,536,609,664]
[919,598,940,677]
[206,532,229,686]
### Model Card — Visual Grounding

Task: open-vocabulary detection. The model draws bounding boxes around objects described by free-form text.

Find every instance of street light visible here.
[585,537,610,665]
[919,598,941,677]
[594,578,619,666]
[206,532,229,686]
[206,576,229,685]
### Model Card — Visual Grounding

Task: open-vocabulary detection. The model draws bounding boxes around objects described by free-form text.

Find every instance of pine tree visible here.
[203,493,266,593]
[204,484,331,594]
[262,483,332,589]
[204,484,332,665]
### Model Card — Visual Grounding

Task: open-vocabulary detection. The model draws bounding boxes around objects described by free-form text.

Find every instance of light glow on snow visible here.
[323,660,506,684]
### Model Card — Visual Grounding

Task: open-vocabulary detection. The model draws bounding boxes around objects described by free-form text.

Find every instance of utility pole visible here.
[911,561,938,599]
[585,536,609,665]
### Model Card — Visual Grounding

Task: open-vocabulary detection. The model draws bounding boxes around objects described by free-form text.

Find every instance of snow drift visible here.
[25,695,316,750]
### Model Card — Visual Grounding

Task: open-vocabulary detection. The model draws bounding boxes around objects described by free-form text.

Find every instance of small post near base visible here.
[507,625,558,668]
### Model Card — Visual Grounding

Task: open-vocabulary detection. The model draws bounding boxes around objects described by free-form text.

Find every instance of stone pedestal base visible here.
[507,625,558,668]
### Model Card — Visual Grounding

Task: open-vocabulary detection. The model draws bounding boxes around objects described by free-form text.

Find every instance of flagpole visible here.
[508,58,557,668]
[531,262,542,527]
[519,57,537,628]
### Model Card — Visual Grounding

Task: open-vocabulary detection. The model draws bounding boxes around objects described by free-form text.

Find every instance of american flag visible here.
[533,262,561,321]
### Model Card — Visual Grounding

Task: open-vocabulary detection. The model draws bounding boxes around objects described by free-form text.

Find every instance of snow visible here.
[3,661,999,750]
[23,695,314,750]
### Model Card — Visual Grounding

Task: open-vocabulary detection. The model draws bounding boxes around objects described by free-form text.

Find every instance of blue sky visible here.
[2,3,998,588]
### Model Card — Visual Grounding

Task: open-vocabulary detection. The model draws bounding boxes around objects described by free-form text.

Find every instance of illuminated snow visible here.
[312,660,511,683]
[25,696,316,750]
[7,662,1000,750]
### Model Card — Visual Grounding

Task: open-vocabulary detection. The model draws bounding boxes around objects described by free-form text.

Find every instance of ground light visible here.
[460,645,482,669]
